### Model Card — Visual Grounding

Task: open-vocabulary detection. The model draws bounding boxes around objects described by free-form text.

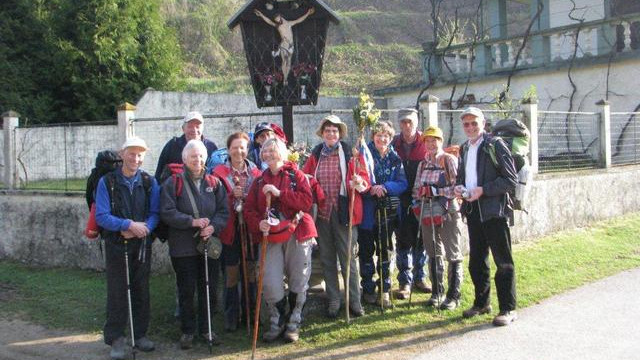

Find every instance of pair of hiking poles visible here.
[410,184,443,311]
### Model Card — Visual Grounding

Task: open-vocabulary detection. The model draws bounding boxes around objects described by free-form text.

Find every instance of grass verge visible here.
[1,212,639,359]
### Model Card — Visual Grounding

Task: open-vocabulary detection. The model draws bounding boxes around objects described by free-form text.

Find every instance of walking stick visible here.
[234,177,252,336]
[251,193,271,360]
[345,187,356,324]
[409,197,426,308]
[382,204,394,310]
[376,207,384,314]
[123,239,137,360]
[428,197,442,313]
[345,152,361,325]
[203,237,214,354]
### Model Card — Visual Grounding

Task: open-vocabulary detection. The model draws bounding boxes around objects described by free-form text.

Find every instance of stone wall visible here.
[2,165,639,273]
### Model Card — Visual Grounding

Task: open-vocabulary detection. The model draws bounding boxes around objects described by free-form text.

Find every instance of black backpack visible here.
[85,150,122,208]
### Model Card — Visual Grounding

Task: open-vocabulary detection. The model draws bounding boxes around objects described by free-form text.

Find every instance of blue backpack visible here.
[206,148,228,171]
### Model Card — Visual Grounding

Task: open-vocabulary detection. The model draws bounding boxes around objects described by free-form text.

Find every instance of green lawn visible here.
[19,178,86,191]
[1,212,640,359]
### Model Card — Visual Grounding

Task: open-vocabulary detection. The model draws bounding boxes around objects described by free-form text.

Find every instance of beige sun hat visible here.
[316,114,348,138]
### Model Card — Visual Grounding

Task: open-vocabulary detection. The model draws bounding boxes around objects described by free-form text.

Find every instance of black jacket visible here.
[457,133,517,223]
[154,134,218,180]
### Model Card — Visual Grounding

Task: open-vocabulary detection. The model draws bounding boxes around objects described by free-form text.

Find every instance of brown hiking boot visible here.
[414,280,432,293]
[396,284,411,300]
[462,305,493,318]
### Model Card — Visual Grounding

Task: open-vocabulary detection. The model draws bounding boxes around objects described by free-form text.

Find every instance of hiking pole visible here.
[251,193,271,360]
[234,177,252,336]
[428,197,442,314]
[345,186,356,325]
[238,212,252,336]
[203,236,214,354]
[382,204,394,310]
[376,206,385,314]
[123,239,136,360]
[409,196,426,308]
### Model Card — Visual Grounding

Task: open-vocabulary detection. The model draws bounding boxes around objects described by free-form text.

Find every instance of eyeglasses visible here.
[463,121,479,128]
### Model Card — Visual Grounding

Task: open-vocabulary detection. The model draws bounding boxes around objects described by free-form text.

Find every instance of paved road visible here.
[412,268,640,360]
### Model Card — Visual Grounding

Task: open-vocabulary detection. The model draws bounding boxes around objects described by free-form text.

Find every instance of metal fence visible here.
[4,106,640,191]
[537,111,600,172]
[437,109,526,146]
[13,121,118,191]
[131,110,338,177]
[611,112,640,166]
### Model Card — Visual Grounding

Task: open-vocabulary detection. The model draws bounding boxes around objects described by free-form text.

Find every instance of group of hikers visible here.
[88,106,519,360]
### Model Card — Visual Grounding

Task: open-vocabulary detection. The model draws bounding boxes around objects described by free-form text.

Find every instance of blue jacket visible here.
[95,168,160,241]
[360,142,408,231]
[154,134,218,180]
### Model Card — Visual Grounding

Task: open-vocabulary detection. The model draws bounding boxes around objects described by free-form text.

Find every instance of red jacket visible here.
[302,142,370,226]
[243,161,317,243]
[212,161,262,245]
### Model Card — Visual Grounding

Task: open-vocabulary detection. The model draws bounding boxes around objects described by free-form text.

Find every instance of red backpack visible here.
[153,163,220,241]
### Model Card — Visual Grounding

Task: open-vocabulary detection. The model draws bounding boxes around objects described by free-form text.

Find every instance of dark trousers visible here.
[171,255,217,335]
[395,208,427,285]
[466,202,517,312]
[358,213,396,294]
[104,239,151,345]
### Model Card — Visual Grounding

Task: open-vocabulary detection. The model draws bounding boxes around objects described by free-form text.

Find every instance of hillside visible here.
[162,0,528,96]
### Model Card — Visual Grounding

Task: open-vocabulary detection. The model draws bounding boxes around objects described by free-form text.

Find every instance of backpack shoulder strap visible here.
[287,169,297,190]
[485,136,500,169]
[204,174,220,190]
[104,172,117,214]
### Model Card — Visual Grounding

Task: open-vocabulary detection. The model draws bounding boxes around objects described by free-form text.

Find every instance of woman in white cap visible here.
[302,115,369,318]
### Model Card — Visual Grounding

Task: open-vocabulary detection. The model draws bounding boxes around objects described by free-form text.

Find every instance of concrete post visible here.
[3,111,19,189]
[117,102,136,146]
[596,99,612,168]
[521,99,539,174]
[424,95,440,128]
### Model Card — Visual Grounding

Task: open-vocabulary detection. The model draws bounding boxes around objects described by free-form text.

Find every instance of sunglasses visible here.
[463,121,479,128]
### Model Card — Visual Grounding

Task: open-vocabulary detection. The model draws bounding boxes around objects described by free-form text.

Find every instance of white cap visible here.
[121,137,149,151]
[460,107,485,122]
[183,111,204,124]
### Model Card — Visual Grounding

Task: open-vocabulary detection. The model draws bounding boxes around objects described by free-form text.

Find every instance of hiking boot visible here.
[349,302,365,317]
[110,337,126,360]
[134,336,155,352]
[179,334,194,350]
[377,292,392,308]
[414,280,432,293]
[462,305,493,318]
[439,297,460,311]
[200,332,222,346]
[283,323,300,343]
[363,292,377,304]
[396,284,411,300]
[425,294,445,308]
[263,298,287,342]
[326,301,341,319]
[493,310,518,326]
